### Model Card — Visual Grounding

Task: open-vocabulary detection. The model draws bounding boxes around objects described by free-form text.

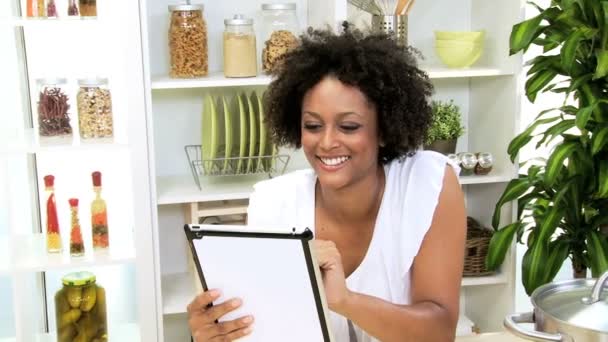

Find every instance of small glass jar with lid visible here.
[36,78,73,137]
[55,271,107,342]
[459,152,478,176]
[260,3,300,73]
[168,3,208,78]
[77,78,114,139]
[475,152,494,175]
[224,14,257,78]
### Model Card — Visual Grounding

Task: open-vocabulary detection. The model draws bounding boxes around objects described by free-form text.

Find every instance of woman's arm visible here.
[329,165,467,342]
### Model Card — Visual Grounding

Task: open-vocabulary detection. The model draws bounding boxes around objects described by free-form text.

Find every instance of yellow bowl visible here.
[435,44,483,68]
[434,30,485,42]
[434,39,483,48]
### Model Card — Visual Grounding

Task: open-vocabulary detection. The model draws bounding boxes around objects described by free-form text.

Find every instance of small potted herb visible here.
[424,100,465,154]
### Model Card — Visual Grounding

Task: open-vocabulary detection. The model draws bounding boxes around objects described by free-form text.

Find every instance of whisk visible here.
[347,0,384,15]
[348,0,416,15]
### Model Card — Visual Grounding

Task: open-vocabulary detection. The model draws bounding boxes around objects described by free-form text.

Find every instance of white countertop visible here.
[456,332,528,341]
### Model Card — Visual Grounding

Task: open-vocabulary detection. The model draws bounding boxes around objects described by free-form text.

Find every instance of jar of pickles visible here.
[55,271,107,342]
[168,4,208,78]
[36,78,72,137]
[77,78,113,139]
[260,3,300,73]
[224,15,257,78]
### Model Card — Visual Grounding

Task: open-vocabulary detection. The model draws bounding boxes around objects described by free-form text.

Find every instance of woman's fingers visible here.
[193,316,254,342]
[202,298,243,323]
[187,289,221,314]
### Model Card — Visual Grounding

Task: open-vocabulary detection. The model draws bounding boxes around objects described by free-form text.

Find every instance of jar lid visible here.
[78,77,108,86]
[225,14,253,26]
[36,78,67,85]
[69,198,79,207]
[168,4,204,11]
[261,3,296,10]
[62,271,96,286]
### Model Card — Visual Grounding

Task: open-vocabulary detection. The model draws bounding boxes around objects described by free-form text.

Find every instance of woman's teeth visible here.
[320,156,350,166]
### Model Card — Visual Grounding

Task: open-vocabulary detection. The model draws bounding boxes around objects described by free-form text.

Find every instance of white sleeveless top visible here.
[247,151,458,342]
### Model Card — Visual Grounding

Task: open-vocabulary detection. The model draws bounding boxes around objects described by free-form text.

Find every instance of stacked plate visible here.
[434,31,485,68]
[200,91,277,175]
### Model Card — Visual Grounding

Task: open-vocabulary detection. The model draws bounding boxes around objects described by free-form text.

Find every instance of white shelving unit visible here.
[1,1,158,341]
[139,0,523,339]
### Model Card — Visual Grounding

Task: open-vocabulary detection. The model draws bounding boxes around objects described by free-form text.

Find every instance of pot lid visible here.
[532,271,608,333]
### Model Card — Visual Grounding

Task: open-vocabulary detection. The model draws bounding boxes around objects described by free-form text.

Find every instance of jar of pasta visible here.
[168,4,208,78]
[55,271,107,342]
[224,15,257,78]
[260,3,300,73]
[36,78,73,137]
[77,78,113,139]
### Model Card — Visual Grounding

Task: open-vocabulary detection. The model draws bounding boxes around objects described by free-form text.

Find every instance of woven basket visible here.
[463,217,494,276]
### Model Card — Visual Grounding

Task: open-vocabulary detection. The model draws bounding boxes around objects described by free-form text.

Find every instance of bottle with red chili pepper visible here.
[44,175,62,253]
[91,171,109,250]
[68,198,85,257]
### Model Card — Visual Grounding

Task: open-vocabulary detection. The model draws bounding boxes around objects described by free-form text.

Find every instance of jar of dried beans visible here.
[168,4,208,78]
[36,78,73,137]
[260,3,300,73]
[77,78,113,139]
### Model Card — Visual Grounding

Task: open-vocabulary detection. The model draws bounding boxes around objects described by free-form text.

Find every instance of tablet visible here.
[184,224,334,342]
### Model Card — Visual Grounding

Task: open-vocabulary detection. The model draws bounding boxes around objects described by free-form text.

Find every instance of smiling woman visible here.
[186,23,467,342]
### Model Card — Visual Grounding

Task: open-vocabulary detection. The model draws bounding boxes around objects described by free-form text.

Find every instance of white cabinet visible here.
[139,0,522,339]
[0,1,158,341]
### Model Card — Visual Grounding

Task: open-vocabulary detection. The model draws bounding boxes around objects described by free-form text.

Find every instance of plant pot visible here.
[504,271,608,341]
[424,139,457,155]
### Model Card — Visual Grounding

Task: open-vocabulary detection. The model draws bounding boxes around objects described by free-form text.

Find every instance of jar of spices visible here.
[260,3,300,73]
[79,0,96,17]
[36,78,72,137]
[77,78,113,139]
[475,152,494,175]
[55,271,107,342]
[224,15,257,78]
[168,4,208,78]
[459,152,478,176]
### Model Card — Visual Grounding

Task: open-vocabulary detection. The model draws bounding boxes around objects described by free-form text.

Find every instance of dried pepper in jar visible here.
[68,0,79,16]
[47,0,58,17]
[36,78,72,137]
[44,175,62,253]
[91,171,109,250]
[69,198,85,257]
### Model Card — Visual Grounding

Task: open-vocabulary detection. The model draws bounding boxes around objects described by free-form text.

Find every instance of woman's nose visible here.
[320,127,339,150]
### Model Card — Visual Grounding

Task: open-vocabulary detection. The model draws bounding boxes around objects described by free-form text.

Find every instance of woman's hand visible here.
[187,289,254,341]
[313,240,352,313]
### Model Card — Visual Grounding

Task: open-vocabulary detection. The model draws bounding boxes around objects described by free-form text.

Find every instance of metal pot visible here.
[505,271,608,341]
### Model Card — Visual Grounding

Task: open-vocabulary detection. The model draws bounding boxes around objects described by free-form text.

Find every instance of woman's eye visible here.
[340,124,360,131]
[303,123,322,131]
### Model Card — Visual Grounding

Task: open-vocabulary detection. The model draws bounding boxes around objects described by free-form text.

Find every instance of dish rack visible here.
[185,145,290,190]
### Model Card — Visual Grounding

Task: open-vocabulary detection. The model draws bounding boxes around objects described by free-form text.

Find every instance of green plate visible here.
[236,93,248,173]
[201,94,219,174]
[221,95,233,173]
[259,91,276,171]
[246,92,258,173]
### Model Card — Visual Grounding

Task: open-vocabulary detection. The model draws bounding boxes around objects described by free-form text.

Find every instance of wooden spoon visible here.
[403,0,416,15]
[394,0,409,15]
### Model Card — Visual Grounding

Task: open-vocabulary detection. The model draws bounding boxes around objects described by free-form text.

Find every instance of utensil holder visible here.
[371,15,408,46]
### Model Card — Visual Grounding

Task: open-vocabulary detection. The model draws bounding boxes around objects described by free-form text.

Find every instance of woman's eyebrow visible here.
[302,111,362,118]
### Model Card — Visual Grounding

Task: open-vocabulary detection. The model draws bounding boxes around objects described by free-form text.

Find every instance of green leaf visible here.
[537,205,564,242]
[522,240,550,295]
[575,102,597,130]
[586,230,608,277]
[598,159,608,199]
[510,14,545,55]
[591,124,608,154]
[544,238,571,283]
[485,222,521,271]
[518,191,548,218]
[567,74,593,97]
[527,55,561,75]
[602,2,608,49]
[536,119,575,148]
[594,50,608,79]
[508,116,561,162]
[561,29,591,74]
[525,69,559,102]
[492,179,531,229]
[544,141,580,186]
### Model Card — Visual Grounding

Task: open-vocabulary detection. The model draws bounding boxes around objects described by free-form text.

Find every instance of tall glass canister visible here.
[168,4,208,78]
[36,78,72,137]
[223,15,257,77]
[77,78,114,139]
[260,3,300,73]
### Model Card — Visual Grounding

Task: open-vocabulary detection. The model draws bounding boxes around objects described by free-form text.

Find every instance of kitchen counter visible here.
[456,332,528,341]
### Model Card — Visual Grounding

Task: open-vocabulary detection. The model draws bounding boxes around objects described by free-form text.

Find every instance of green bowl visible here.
[435,44,483,68]
[434,30,485,42]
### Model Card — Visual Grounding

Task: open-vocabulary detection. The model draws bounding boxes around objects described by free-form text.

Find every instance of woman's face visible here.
[301,76,380,190]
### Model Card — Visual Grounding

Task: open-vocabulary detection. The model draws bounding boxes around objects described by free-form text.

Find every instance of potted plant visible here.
[424,100,465,154]
[485,0,608,296]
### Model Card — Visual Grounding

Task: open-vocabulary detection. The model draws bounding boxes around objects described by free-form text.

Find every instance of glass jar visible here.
[91,171,109,250]
[55,271,107,342]
[460,152,478,176]
[168,4,208,78]
[46,0,58,17]
[36,78,72,137]
[260,3,300,73]
[79,0,96,17]
[223,15,257,78]
[68,0,79,16]
[44,174,62,253]
[77,78,114,139]
[69,198,85,257]
[475,152,494,175]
